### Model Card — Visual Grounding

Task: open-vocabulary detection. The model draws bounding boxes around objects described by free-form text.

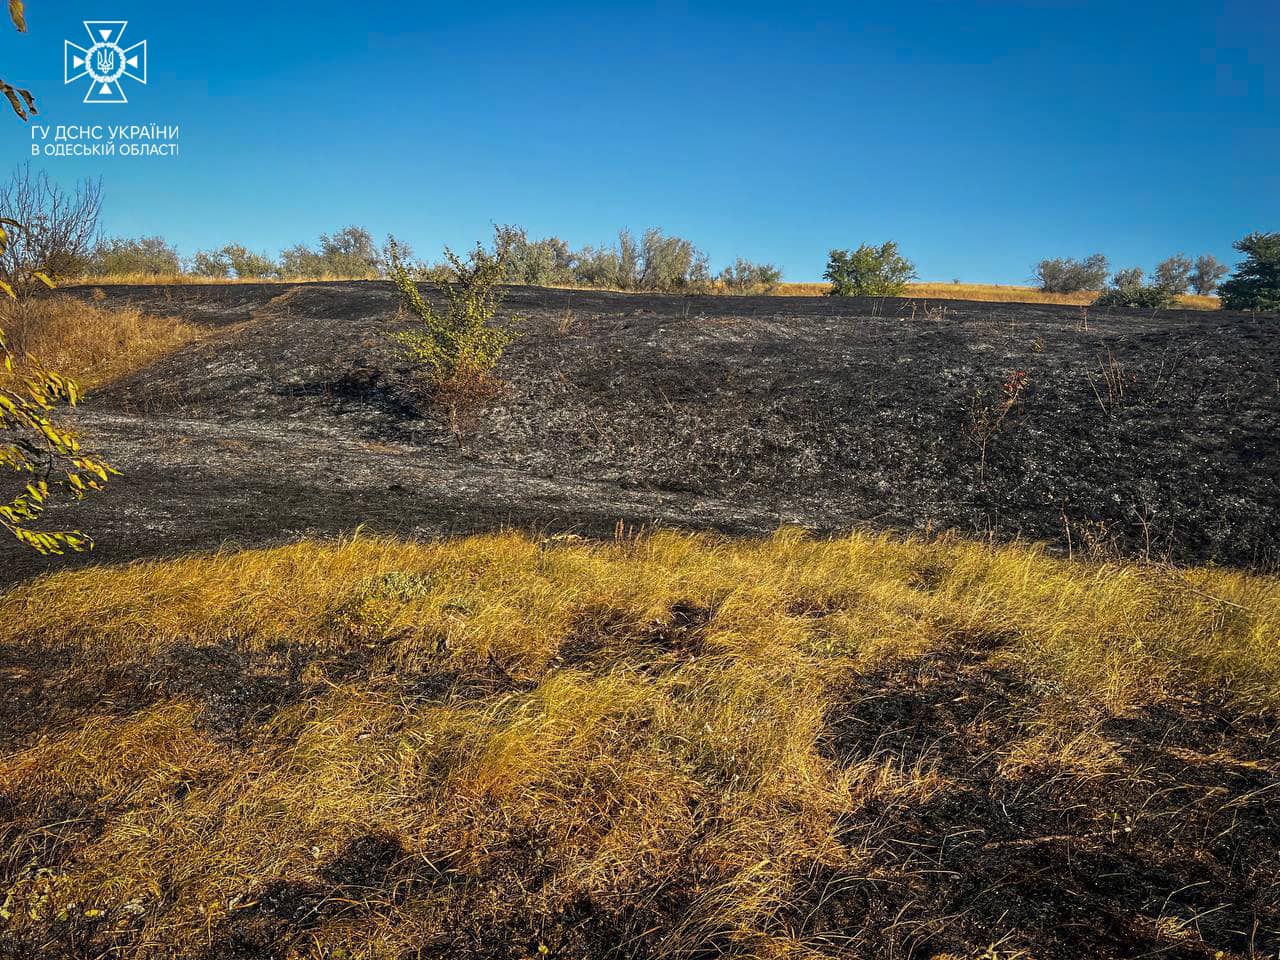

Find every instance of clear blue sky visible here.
[2,1,1276,282]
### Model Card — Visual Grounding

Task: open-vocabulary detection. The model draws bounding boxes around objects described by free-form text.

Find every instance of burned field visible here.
[0,284,1278,960]
[2,280,1278,580]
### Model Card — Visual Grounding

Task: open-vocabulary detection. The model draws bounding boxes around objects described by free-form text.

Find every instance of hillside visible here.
[1,281,1275,582]
[1,283,1278,959]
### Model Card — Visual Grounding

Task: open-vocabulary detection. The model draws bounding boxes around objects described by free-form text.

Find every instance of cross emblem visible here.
[65,21,147,104]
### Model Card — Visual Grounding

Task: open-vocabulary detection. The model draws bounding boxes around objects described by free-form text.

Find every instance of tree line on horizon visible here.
[62,221,788,295]
[0,166,1276,311]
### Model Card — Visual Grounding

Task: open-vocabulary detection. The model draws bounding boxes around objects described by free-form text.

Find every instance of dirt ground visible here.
[2,281,1277,581]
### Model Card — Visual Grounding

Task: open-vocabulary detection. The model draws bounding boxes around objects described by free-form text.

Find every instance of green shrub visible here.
[280,226,380,279]
[1218,232,1280,312]
[1094,268,1177,309]
[1033,254,1109,293]
[718,258,783,293]
[638,228,710,292]
[91,236,181,277]
[190,249,230,279]
[492,225,575,287]
[386,238,514,387]
[824,242,916,297]
[221,244,276,279]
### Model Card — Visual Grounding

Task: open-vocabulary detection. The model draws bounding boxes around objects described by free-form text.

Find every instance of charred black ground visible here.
[2,281,1277,580]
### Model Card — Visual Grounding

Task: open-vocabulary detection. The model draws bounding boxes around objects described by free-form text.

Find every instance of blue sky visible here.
[1,1,1276,282]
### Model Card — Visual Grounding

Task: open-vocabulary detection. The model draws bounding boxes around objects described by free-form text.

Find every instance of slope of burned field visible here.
[2,281,1276,580]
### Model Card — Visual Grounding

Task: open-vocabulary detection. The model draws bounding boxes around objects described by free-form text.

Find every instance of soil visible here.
[2,281,1277,582]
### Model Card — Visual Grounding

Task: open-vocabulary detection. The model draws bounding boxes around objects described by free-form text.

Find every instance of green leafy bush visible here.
[824,242,916,297]
[1033,254,1109,293]
[190,248,230,279]
[386,238,514,388]
[91,236,181,277]
[1094,268,1177,309]
[493,225,576,287]
[280,226,380,279]
[1218,232,1280,312]
[718,258,783,293]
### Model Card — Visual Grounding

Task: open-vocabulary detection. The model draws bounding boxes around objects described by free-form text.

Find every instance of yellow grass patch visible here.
[0,294,200,390]
[0,530,1277,956]
[769,281,1220,309]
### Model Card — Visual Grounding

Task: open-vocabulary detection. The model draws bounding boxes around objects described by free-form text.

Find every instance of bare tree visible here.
[0,163,102,293]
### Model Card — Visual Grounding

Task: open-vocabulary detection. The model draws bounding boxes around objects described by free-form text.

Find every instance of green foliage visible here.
[189,248,230,279]
[638,227,710,292]
[1094,267,1177,309]
[1153,254,1192,296]
[1190,254,1228,296]
[386,238,515,386]
[0,217,114,553]
[1218,232,1280,312]
[331,570,436,639]
[280,226,380,279]
[493,224,575,286]
[1033,254,1109,293]
[90,236,181,277]
[718,258,783,293]
[824,241,916,297]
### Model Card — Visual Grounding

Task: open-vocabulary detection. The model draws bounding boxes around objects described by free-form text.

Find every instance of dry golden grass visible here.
[768,281,1221,309]
[71,273,378,286]
[67,276,1223,310]
[0,295,200,390]
[0,529,1276,957]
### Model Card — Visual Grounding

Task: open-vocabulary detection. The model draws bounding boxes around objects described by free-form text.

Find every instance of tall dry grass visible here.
[0,294,199,390]
[768,281,1221,309]
[0,529,1275,956]
[71,275,1223,311]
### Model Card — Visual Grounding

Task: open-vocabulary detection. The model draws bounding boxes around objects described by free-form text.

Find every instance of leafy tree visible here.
[1189,254,1228,296]
[1218,232,1280,312]
[1033,254,1109,293]
[280,226,379,278]
[638,228,710,292]
[220,244,276,279]
[493,224,575,286]
[91,235,181,276]
[190,248,231,278]
[718,258,783,293]
[1153,254,1192,296]
[824,242,916,297]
